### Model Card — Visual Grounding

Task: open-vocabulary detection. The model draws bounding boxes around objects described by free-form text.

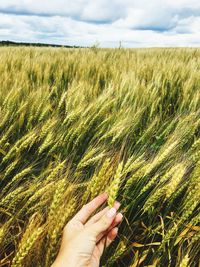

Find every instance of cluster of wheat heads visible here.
[0,47,200,267]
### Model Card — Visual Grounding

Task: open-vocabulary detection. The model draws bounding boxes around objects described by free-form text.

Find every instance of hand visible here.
[51,192,123,267]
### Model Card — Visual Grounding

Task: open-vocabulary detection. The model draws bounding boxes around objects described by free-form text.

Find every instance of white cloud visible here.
[113,8,179,31]
[0,0,200,47]
[174,16,200,34]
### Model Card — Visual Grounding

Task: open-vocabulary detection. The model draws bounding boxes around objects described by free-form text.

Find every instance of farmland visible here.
[0,47,199,266]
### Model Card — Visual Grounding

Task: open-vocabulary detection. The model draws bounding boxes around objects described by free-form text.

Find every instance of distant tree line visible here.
[0,40,83,48]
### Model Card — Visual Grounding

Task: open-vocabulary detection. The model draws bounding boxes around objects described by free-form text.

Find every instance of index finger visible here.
[72,192,108,224]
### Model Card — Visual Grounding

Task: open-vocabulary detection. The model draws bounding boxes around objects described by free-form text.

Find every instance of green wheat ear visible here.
[107,162,123,207]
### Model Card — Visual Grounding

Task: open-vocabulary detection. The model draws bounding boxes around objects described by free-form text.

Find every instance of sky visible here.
[0,0,200,47]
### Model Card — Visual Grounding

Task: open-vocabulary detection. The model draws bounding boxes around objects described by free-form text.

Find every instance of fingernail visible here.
[114,227,118,234]
[107,207,117,218]
[114,201,121,207]
[119,213,123,221]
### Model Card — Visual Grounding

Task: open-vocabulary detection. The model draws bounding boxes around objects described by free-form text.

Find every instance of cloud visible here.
[174,16,200,34]
[0,0,200,47]
[113,8,179,32]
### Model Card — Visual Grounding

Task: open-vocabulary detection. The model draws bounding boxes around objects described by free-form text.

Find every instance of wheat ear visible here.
[107,162,123,207]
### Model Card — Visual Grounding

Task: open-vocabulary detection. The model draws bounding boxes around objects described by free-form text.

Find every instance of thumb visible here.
[88,207,117,237]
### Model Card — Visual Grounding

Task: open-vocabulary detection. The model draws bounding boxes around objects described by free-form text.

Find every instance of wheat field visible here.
[0,47,200,267]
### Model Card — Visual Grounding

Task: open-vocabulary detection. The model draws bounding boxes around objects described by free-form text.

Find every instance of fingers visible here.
[110,212,123,229]
[88,207,117,237]
[85,206,109,226]
[96,212,123,242]
[96,227,118,256]
[104,227,118,247]
[72,192,108,224]
[85,201,121,227]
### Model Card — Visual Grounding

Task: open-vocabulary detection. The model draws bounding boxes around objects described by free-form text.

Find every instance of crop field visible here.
[0,47,199,267]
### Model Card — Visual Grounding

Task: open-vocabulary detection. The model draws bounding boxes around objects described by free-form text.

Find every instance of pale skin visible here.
[51,192,123,267]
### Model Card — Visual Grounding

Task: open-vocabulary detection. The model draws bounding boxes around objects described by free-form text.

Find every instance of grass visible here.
[0,46,199,267]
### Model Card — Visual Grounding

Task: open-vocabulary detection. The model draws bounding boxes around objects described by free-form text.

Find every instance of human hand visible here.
[51,192,123,267]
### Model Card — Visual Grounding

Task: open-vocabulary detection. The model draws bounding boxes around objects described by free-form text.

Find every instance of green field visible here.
[0,47,200,267]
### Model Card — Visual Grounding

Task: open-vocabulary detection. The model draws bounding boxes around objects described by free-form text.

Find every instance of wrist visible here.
[51,255,72,267]
[52,255,88,267]
[51,253,85,267]
[51,260,71,267]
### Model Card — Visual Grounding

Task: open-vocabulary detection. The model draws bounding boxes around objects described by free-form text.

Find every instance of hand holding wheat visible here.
[51,192,123,267]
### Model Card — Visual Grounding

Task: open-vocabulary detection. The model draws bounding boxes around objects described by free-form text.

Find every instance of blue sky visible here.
[0,0,200,47]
